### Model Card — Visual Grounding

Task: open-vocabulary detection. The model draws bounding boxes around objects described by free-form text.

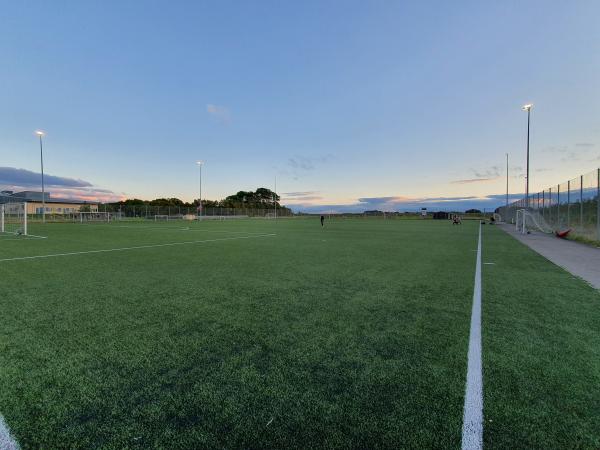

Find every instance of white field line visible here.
[0,234,46,241]
[461,222,483,450]
[85,224,270,235]
[0,414,19,450]
[0,234,276,263]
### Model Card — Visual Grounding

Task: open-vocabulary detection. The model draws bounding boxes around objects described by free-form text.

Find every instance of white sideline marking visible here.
[0,234,275,263]
[0,414,19,450]
[461,223,483,450]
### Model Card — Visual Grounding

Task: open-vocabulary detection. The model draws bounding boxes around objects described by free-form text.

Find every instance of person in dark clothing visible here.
[320,215,325,226]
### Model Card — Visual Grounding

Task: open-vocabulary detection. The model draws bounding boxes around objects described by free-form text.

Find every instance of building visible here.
[0,191,99,214]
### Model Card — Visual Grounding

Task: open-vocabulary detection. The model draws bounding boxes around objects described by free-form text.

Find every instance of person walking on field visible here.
[320,215,325,227]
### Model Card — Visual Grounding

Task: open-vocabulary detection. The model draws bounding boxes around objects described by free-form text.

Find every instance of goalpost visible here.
[0,202,28,236]
[515,209,554,235]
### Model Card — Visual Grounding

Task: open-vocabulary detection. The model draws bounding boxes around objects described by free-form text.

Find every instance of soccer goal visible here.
[72,212,111,223]
[154,215,183,221]
[515,209,553,235]
[1,202,28,236]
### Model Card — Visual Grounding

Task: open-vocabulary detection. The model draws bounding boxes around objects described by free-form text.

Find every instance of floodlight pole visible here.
[523,104,532,208]
[506,153,509,208]
[274,175,277,220]
[196,161,203,219]
[36,131,46,223]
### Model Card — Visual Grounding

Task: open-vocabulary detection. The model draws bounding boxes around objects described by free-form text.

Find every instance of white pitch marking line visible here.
[461,222,483,450]
[0,234,276,263]
[0,414,19,450]
[93,224,269,235]
[0,235,46,241]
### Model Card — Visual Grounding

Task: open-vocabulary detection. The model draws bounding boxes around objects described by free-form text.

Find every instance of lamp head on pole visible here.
[35,130,45,137]
[522,103,533,111]
[196,160,203,166]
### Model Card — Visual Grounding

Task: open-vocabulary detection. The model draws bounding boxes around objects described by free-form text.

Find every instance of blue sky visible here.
[1,1,599,211]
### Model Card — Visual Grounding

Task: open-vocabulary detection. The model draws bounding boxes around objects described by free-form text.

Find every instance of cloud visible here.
[0,167,92,188]
[542,145,568,153]
[486,193,525,200]
[0,167,122,202]
[285,192,529,214]
[287,157,315,171]
[282,191,319,197]
[450,166,503,185]
[284,195,324,202]
[357,196,414,204]
[575,142,595,147]
[284,154,334,180]
[472,166,501,178]
[451,177,497,184]
[281,191,324,202]
[560,151,580,162]
[206,104,231,123]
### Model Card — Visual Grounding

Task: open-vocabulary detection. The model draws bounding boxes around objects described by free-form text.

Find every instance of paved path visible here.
[499,224,600,289]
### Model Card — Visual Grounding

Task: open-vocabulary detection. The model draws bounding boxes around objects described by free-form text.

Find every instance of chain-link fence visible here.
[498,168,600,241]
[97,204,293,219]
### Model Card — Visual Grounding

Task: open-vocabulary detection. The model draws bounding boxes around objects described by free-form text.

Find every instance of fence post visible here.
[580,175,584,231]
[542,190,545,218]
[548,187,552,223]
[597,168,600,240]
[567,180,570,227]
[23,202,28,236]
[557,184,561,227]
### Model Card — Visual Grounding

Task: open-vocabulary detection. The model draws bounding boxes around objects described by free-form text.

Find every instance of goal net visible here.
[515,209,554,234]
[1,202,28,235]
[71,212,111,223]
[154,215,183,221]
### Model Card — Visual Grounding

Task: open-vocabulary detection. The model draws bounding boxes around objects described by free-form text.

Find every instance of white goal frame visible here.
[515,209,553,235]
[72,211,111,223]
[1,202,28,236]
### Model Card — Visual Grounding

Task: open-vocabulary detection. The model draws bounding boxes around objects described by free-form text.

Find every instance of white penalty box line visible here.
[0,233,276,263]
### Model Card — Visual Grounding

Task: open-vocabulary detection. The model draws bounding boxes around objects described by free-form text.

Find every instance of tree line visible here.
[109,188,291,213]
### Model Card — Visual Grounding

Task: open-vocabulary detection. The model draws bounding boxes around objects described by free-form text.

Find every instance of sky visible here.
[1,0,599,212]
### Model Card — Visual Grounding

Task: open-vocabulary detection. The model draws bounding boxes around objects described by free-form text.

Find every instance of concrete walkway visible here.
[498,224,600,289]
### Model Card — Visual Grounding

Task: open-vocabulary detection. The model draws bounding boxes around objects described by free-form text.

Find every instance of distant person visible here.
[320,215,325,227]
[452,215,461,225]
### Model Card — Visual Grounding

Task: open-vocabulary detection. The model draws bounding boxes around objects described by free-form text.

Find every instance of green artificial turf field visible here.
[0,218,598,449]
